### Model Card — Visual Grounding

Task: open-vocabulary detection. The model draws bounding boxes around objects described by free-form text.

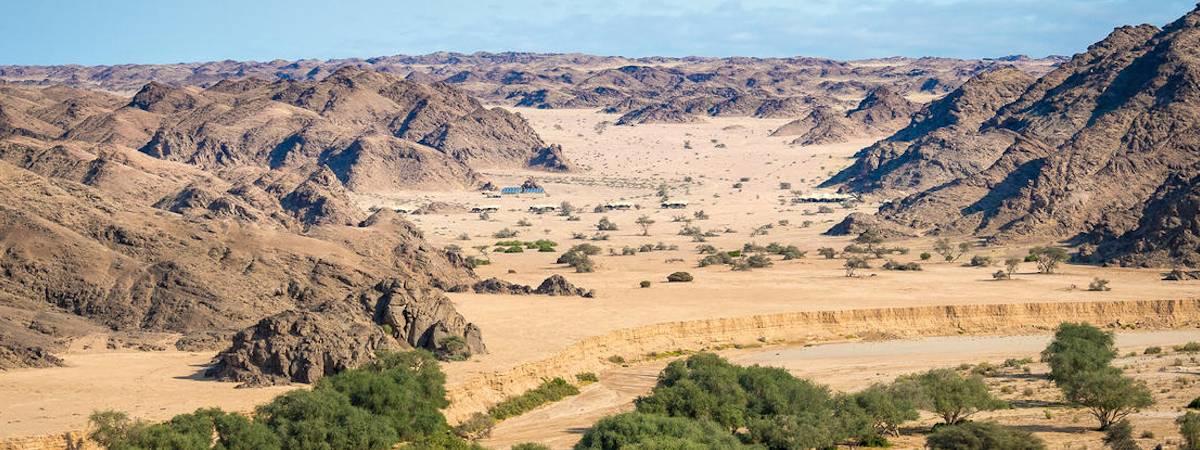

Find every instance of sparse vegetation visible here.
[487,378,580,421]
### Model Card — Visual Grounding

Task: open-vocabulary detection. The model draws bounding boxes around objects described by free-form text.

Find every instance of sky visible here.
[1,0,1196,65]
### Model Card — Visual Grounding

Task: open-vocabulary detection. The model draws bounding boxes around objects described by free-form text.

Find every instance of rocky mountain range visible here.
[0,66,581,380]
[0,53,1063,126]
[825,7,1200,267]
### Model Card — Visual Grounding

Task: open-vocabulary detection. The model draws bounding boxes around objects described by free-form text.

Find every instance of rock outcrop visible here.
[822,7,1200,266]
[471,275,594,298]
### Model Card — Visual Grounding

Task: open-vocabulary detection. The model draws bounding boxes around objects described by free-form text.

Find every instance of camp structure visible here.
[603,201,635,210]
[470,205,501,213]
[660,200,689,209]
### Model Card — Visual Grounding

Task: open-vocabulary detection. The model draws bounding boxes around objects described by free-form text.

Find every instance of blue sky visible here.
[2,0,1195,65]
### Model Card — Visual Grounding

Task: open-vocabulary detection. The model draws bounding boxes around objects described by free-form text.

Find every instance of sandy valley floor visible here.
[2,108,1198,445]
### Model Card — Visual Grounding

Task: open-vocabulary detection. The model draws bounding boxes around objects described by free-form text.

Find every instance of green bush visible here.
[576,372,599,383]
[926,422,1046,450]
[488,378,580,420]
[639,280,652,288]
[452,412,495,440]
[91,351,473,450]
[1144,346,1163,355]
[1180,411,1200,450]
[575,412,751,450]
[1177,342,1200,353]
[512,443,552,450]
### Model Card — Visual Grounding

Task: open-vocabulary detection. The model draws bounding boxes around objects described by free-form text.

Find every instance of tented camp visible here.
[792,193,856,203]
[660,200,689,209]
[603,202,635,210]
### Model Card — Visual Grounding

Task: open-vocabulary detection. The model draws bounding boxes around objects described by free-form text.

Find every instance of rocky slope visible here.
[825,7,1200,267]
[769,87,919,145]
[0,68,532,380]
[823,67,1036,194]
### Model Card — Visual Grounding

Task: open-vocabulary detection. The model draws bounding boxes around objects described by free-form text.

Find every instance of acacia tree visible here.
[1041,323,1116,389]
[854,229,885,251]
[901,368,1006,425]
[1067,368,1153,430]
[635,215,656,236]
[1030,246,1069,274]
[1102,420,1142,450]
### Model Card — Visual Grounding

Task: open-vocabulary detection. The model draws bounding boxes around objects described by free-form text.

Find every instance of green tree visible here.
[1066,367,1153,430]
[926,422,1045,450]
[1041,322,1116,390]
[900,368,1005,425]
[840,383,919,439]
[854,229,885,251]
[255,388,398,450]
[1029,246,1069,274]
[319,351,450,441]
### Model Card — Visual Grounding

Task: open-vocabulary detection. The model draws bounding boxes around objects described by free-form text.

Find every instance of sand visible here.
[2,107,1197,444]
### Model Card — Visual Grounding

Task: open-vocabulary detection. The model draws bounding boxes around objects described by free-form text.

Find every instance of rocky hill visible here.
[824,67,1036,193]
[825,7,1200,267]
[0,67,564,380]
[769,87,919,145]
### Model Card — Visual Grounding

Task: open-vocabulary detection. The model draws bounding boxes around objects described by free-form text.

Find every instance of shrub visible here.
[926,422,1046,450]
[571,243,603,256]
[574,256,596,273]
[920,252,932,261]
[1102,420,1141,450]
[493,228,519,239]
[575,413,749,450]
[1144,346,1163,355]
[818,247,837,259]
[596,217,618,231]
[1088,278,1111,292]
[882,260,922,271]
[697,244,718,254]
[639,280,651,288]
[745,254,773,269]
[667,272,694,282]
[511,444,551,450]
[452,412,495,440]
[1180,411,1200,450]
[993,270,1010,280]
[844,257,870,277]
[1178,342,1200,353]
[435,336,471,361]
[969,255,993,267]
[488,378,580,420]
[516,218,532,227]
[576,372,599,383]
